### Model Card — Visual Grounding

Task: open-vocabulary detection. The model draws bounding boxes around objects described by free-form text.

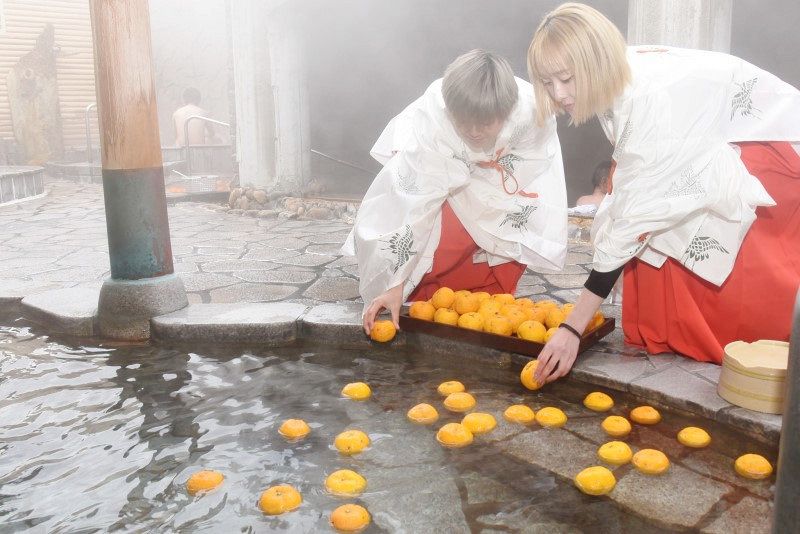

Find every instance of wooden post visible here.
[89,0,186,340]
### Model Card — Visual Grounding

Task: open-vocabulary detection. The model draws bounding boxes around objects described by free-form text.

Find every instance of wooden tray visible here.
[399,314,616,358]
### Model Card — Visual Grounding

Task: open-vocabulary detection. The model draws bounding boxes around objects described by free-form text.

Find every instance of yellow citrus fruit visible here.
[601,415,632,437]
[437,380,465,395]
[258,484,302,515]
[574,466,616,496]
[461,412,497,435]
[431,287,456,309]
[409,300,436,321]
[443,391,476,412]
[535,406,568,428]
[535,299,558,310]
[544,308,566,329]
[325,469,367,496]
[517,320,547,343]
[583,392,614,412]
[585,311,606,333]
[186,470,224,495]
[500,306,528,333]
[520,359,543,391]
[436,422,474,448]
[407,403,439,425]
[525,306,548,323]
[433,307,459,326]
[734,454,773,480]
[453,293,480,314]
[369,320,396,342]
[492,293,516,305]
[543,327,559,343]
[454,289,472,298]
[677,427,711,448]
[330,503,371,532]
[341,382,371,400]
[457,311,484,331]
[515,297,535,308]
[484,314,513,336]
[561,303,575,315]
[504,404,536,424]
[278,419,311,440]
[473,291,491,302]
[597,441,633,465]
[630,406,661,425]
[632,449,670,475]
[334,430,370,455]
[477,299,502,320]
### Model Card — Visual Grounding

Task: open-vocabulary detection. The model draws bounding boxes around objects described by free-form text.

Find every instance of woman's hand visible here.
[534,328,581,383]
[363,283,404,335]
[533,287,605,384]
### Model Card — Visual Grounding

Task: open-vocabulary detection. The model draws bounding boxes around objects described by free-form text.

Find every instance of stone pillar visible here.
[89,0,187,340]
[627,0,732,53]
[229,0,309,193]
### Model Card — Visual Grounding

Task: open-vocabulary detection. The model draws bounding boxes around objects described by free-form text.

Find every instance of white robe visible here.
[593,46,800,285]
[343,77,567,305]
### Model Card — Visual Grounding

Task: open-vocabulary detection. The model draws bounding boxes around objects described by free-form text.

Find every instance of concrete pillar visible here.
[773,289,800,532]
[89,0,187,340]
[229,0,309,193]
[627,0,732,53]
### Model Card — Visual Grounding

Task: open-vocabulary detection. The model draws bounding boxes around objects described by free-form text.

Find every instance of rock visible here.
[245,188,256,200]
[228,187,242,207]
[236,197,249,210]
[279,211,297,219]
[306,207,331,220]
[244,209,260,217]
[258,210,279,218]
[252,190,268,204]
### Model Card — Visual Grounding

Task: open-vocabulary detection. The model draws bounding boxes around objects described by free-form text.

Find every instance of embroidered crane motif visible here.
[731,78,760,120]
[665,163,708,198]
[682,236,729,269]
[497,154,523,174]
[500,204,536,230]
[453,150,473,170]
[395,170,420,194]
[383,225,416,273]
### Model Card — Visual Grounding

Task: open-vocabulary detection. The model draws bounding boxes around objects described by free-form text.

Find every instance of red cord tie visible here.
[477,150,519,195]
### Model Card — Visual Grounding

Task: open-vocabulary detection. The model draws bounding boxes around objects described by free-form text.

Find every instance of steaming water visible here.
[0,317,773,533]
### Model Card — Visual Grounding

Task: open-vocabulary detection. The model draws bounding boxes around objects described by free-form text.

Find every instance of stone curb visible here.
[20,287,100,337]
[150,302,308,345]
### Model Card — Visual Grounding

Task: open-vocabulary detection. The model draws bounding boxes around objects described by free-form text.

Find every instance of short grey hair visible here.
[442,49,518,126]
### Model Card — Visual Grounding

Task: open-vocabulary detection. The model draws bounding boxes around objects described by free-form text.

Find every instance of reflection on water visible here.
[0,317,775,533]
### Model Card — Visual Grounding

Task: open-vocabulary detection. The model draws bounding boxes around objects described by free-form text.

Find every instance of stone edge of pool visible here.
[3,292,782,446]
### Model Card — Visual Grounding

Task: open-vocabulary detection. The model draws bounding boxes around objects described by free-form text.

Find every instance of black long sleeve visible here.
[584,265,625,299]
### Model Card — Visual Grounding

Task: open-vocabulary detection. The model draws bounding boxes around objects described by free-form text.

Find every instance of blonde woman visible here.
[528,3,800,383]
[344,50,568,334]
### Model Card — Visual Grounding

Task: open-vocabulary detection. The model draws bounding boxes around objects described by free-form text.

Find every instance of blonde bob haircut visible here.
[528,3,630,126]
[442,49,518,127]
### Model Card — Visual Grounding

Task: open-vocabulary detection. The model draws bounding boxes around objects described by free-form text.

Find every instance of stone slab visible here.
[151,302,307,344]
[20,287,99,336]
[700,496,772,534]
[630,365,732,419]
[300,302,401,348]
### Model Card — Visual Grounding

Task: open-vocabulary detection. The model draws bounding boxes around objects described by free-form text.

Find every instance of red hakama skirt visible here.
[408,201,526,302]
[622,142,800,363]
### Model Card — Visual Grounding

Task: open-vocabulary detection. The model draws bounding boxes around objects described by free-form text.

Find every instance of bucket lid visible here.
[723,339,789,377]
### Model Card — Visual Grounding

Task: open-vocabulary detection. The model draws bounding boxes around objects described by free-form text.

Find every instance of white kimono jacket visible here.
[594,46,800,285]
[343,77,567,305]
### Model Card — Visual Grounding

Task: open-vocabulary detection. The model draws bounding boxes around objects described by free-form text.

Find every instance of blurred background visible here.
[0,0,798,204]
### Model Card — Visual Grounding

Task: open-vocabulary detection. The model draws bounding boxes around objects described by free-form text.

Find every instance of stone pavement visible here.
[0,179,783,445]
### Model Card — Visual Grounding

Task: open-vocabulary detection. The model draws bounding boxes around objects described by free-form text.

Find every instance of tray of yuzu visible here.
[398,288,614,358]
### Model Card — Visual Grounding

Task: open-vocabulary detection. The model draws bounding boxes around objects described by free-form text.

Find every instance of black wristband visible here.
[558,322,582,339]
